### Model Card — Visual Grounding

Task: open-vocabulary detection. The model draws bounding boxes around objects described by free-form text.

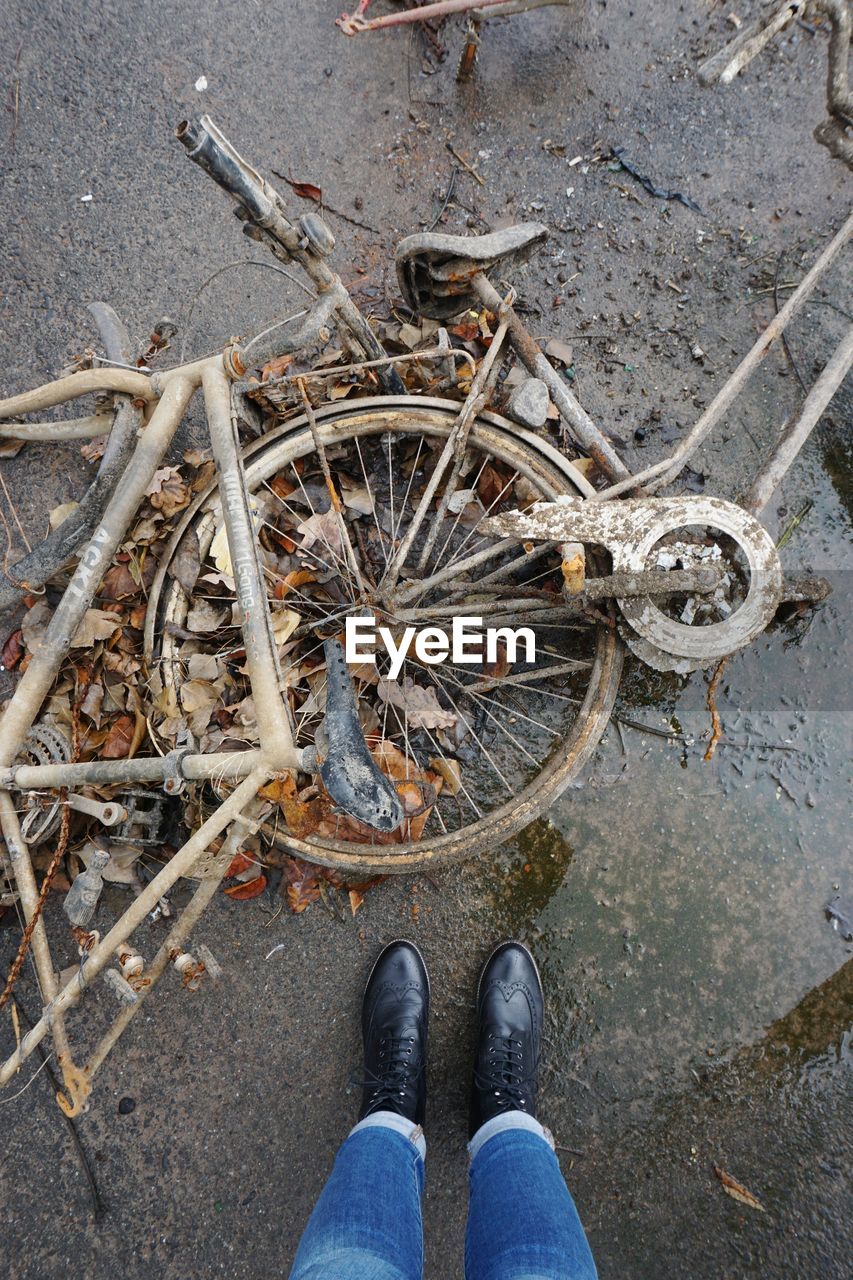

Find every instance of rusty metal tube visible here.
[0,375,196,773]
[472,272,632,484]
[0,369,155,418]
[743,324,853,515]
[202,364,295,761]
[0,767,267,1088]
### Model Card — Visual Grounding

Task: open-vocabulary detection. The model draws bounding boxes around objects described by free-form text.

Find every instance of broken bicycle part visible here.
[483,496,783,665]
[16,723,71,845]
[176,116,405,394]
[320,639,405,832]
[396,224,549,319]
[113,788,170,846]
[699,0,852,168]
[395,228,631,483]
[0,114,840,1109]
[0,304,144,610]
[64,848,110,927]
[65,794,128,827]
[338,0,572,36]
[147,396,622,874]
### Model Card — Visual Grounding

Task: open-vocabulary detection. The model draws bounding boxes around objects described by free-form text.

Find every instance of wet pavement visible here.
[1,1,851,1277]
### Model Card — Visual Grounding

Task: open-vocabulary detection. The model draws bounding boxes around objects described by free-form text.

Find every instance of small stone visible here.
[118,1096,136,1115]
[506,378,550,429]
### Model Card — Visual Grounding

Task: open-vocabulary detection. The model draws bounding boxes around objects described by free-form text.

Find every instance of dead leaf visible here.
[186,600,229,633]
[180,679,221,714]
[477,461,513,510]
[429,757,462,795]
[48,501,79,530]
[101,649,141,679]
[261,353,294,382]
[398,322,424,350]
[713,1165,765,1212]
[297,509,345,558]
[224,874,267,900]
[71,609,122,648]
[79,680,105,727]
[273,568,316,600]
[271,608,300,645]
[187,652,220,681]
[1,629,23,671]
[283,177,323,202]
[100,561,140,601]
[20,599,53,651]
[451,318,480,343]
[340,479,374,514]
[545,337,574,367]
[349,888,365,917]
[377,677,456,731]
[225,851,255,878]
[146,466,190,517]
[100,714,135,759]
[328,382,356,401]
[447,488,477,515]
[169,529,201,597]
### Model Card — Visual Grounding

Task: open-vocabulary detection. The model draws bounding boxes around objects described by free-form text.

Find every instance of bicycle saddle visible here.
[395,223,548,320]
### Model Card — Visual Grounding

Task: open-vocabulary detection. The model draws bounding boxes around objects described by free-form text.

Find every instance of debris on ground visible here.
[713,1163,766,1212]
[608,147,704,214]
[825,895,853,942]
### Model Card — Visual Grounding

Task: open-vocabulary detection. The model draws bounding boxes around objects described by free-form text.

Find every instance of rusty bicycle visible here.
[0,115,848,1112]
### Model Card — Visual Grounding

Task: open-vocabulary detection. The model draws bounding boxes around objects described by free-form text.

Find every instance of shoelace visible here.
[357,1034,417,1111]
[474,1033,535,1114]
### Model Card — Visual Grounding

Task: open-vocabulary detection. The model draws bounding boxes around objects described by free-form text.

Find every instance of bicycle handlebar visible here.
[176,116,285,230]
[177,115,406,393]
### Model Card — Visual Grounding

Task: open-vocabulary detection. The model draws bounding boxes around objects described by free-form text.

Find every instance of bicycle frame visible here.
[0,350,317,1113]
[0,114,848,1112]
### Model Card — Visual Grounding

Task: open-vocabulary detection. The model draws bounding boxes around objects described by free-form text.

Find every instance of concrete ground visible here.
[1,1,851,1277]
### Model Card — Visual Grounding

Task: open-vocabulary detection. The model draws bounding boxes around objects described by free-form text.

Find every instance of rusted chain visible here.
[0,686,82,1011]
[0,798,70,1011]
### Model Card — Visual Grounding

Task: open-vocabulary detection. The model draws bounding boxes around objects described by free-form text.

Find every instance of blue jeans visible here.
[289,1111,598,1280]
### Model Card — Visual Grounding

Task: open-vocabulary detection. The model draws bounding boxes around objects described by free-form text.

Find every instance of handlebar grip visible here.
[176,116,280,228]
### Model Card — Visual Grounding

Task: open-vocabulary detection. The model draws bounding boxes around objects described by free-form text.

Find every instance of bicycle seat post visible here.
[394,226,631,485]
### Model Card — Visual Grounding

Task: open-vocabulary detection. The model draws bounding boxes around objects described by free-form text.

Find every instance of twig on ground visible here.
[774,252,808,393]
[272,171,382,234]
[13,1000,106,1222]
[776,499,813,550]
[446,142,485,186]
[427,167,458,231]
[0,466,32,554]
[704,657,728,762]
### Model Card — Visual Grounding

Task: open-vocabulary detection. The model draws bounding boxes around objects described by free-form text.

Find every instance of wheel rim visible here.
[145,398,623,872]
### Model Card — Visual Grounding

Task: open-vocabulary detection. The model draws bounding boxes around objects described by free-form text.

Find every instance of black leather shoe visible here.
[358,940,429,1125]
[469,941,543,1138]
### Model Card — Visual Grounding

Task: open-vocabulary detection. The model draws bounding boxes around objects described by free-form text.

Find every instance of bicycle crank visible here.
[483,495,784,672]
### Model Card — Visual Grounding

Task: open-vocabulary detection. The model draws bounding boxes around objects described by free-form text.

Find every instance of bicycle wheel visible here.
[145,397,623,873]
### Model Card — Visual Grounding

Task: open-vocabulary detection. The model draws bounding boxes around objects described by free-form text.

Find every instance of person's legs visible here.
[464,943,597,1280]
[289,1112,425,1280]
[465,1116,597,1280]
[289,940,430,1280]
